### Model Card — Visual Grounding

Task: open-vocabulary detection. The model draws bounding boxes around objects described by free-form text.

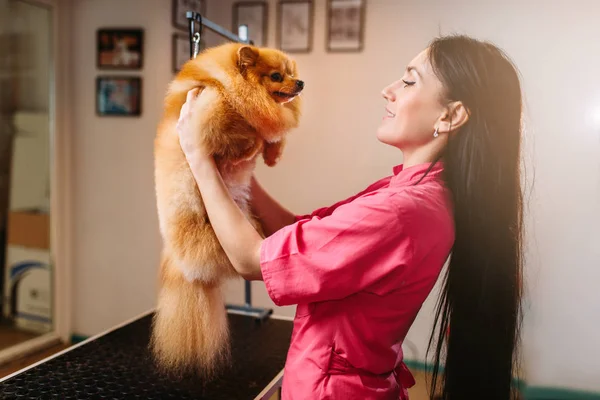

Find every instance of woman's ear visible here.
[438,101,470,134]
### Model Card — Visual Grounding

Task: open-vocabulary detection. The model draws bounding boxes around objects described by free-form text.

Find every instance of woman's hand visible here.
[177,88,212,164]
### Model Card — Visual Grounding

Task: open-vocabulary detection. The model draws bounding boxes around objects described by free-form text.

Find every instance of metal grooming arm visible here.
[186,11,253,56]
[185,11,271,323]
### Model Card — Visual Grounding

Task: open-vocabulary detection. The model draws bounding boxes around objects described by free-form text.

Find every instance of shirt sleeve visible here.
[260,191,414,306]
[294,177,391,221]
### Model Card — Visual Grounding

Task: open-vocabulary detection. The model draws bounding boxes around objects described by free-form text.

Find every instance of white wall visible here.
[70,0,169,336]
[68,0,600,393]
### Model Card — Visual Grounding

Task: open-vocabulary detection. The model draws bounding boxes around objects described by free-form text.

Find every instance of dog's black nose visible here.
[295,80,304,90]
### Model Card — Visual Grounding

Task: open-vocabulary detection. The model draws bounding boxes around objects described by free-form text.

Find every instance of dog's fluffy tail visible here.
[150,258,230,380]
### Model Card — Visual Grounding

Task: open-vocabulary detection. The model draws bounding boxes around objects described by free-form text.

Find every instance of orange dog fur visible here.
[151,42,303,379]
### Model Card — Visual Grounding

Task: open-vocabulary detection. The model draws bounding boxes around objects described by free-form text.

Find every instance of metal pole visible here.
[186,11,202,59]
[203,17,250,44]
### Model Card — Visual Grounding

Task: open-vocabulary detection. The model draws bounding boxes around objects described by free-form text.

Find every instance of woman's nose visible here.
[381,84,395,101]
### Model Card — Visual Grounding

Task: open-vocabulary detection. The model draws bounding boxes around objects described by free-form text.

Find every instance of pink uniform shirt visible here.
[260,162,455,399]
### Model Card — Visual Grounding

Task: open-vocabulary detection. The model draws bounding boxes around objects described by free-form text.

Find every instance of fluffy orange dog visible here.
[152,42,303,379]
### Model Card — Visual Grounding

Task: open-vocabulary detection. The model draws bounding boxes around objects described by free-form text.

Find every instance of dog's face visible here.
[237,46,304,104]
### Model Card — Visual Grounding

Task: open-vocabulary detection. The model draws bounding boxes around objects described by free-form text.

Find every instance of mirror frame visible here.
[0,0,72,364]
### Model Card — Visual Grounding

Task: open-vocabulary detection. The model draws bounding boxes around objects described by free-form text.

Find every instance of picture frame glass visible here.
[173,34,192,72]
[279,2,311,52]
[97,29,143,69]
[328,0,363,51]
[173,35,190,72]
[97,77,141,116]
[173,0,205,30]
[234,3,266,47]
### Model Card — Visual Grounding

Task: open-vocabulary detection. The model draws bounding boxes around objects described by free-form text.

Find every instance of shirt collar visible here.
[390,161,444,186]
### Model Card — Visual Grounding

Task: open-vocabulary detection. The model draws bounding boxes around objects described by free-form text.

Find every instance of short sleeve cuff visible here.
[260,237,284,306]
[294,214,309,222]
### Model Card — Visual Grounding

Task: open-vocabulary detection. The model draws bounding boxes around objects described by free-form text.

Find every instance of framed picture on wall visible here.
[172,32,195,73]
[326,0,366,52]
[96,76,142,117]
[277,1,313,53]
[233,2,268,47]
[172,0,206,31]
[97,28,144,69]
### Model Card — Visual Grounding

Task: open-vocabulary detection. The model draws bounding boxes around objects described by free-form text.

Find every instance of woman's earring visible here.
[433,128,439,138]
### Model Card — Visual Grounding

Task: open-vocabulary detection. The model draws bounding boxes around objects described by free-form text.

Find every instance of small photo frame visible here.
[172,0,206,31]
[326,0,365,52]
[172,33,191,73]
[96,76,142,117]
[277,1,313,53]
[0,78,12,108]
[97,29,143,69]
[233,2,268,47]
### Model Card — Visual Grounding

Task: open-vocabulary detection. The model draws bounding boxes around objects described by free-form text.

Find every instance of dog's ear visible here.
[237,46,259,71]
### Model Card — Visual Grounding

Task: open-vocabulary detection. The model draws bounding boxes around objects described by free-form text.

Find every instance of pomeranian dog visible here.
[151,42,303,380]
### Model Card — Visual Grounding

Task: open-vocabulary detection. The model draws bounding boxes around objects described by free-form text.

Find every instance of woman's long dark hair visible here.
[425,35,524,399]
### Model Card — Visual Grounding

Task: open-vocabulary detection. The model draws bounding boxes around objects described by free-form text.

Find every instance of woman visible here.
[177,34,524,400]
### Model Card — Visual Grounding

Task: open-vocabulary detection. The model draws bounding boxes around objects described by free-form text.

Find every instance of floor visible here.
[0,324,40,352]
[0,342,71,379]
[407,370,438,400]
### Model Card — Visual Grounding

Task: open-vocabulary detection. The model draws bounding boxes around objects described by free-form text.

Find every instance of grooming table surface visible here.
[0,311,294,399]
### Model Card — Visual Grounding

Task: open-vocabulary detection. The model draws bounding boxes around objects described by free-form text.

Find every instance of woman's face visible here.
[377,49,447,152]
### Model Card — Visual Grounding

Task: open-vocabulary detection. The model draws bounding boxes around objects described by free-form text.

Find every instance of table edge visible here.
[253,368,284,400]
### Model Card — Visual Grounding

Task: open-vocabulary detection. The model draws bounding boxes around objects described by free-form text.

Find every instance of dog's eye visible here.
[270,72,283,82]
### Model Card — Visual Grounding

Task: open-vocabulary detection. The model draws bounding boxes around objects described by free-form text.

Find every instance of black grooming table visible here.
[0,310,294,399]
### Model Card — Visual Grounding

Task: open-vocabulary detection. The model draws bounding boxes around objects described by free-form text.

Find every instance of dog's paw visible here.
[232,140,263,167]
[262,140,285,167]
